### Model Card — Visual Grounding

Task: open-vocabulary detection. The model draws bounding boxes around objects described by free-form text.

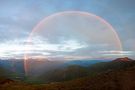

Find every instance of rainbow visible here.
[24,11,122,75]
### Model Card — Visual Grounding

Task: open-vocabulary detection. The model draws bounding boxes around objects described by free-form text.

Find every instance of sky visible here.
[0,0,135,60]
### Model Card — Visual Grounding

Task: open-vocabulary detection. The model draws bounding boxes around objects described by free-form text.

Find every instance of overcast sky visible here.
[0,0,135,60]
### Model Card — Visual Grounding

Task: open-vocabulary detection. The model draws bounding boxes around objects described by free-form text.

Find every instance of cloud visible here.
[0,0,135,59]
[99,50,135,57]
[0,38,88,59]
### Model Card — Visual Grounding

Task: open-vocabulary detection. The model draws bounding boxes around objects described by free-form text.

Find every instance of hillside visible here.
[42,65,135,90]
[0,62,135,90]
[0,59,107,83]
[0,57,135,90]
[34,57,135,83]
[0,66,8,77]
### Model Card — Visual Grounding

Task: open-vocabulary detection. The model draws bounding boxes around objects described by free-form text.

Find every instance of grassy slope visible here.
[36,60,135,83]
[1,59,135,90]
[0,65,135,90]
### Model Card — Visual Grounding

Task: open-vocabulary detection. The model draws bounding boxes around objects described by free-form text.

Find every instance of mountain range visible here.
[0,57,135,90]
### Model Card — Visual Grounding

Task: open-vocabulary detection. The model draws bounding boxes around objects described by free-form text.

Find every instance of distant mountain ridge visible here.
[113,57,134,62]
[63,60,109,67]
